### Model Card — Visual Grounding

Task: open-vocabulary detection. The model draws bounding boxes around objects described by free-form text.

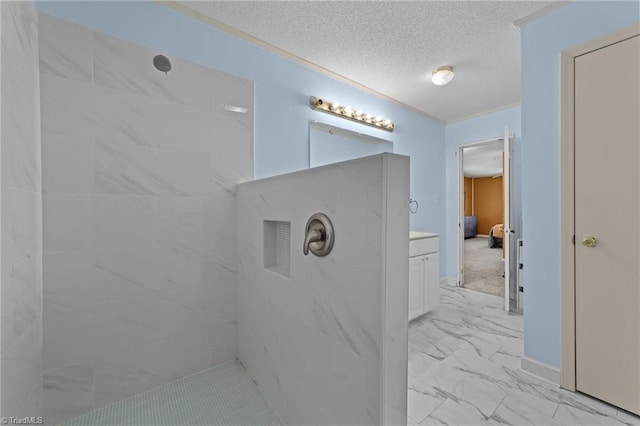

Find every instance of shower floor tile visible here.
[63,361,283,426]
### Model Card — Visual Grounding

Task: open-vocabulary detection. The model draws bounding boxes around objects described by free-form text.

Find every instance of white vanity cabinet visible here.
[409,232,440,321]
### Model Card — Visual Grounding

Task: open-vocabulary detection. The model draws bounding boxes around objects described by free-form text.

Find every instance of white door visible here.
[574,35,639,415]
[457,147,465,286]
[503,128,513,312]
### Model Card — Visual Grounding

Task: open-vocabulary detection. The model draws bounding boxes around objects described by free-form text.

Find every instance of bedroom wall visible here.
[520,0,639,369]
[472,176,503,235]
[463,177,472,216]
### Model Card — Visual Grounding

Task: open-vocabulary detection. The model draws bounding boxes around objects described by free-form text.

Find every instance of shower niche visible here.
[264,220,291,277]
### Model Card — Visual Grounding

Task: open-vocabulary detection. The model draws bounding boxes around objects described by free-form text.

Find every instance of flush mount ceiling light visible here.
[309,96,394,132]
[431,66,454,86]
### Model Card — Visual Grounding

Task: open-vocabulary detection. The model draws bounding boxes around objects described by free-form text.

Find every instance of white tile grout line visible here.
[487,393,509,421]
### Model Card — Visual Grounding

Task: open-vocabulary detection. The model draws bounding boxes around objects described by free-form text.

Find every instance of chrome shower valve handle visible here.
[303,213,334,257]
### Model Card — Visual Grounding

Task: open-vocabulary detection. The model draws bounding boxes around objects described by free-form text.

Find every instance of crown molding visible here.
[447,102,521,125]
[158,0,445,124]
[513,1,571,29]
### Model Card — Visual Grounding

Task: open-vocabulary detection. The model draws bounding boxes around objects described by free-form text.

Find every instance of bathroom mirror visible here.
[309,121,393,168]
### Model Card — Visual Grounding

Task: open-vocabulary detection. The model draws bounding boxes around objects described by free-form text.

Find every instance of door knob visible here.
[582,236,598,248]
[303,213,334,257]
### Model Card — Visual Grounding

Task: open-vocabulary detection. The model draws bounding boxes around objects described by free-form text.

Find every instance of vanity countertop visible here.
[410,231,439,240]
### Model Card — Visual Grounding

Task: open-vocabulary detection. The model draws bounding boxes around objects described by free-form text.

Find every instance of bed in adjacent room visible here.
[488,224,504,248]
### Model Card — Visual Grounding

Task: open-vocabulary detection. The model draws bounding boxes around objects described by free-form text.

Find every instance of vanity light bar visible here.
[309,96,394,132]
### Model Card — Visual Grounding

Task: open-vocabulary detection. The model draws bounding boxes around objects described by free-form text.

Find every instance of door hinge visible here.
[572,235,575,245]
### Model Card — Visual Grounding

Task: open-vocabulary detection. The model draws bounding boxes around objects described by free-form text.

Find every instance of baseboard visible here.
[441,277,456,287]
[520,356,561,385]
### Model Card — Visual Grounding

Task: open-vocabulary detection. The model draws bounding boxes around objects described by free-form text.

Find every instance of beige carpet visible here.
[463,236,504,297]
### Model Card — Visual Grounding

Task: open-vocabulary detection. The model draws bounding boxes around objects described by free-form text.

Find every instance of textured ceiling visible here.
[463,141,504,178]
[179,1,559,122]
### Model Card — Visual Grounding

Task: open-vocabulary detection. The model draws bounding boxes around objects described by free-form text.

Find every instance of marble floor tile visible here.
[554,404,631,425]
[419,326,502,361]
[617,409,640,425]
[417,359,507,418]
[501,367,619,419]
[441,347,516,384]
[489,396,562,426]
[408,388,444,424]
[422,398,490,425]
[468,315,523,340]
[491,374,561,418]
[409,327,439,353]
[420,303,480,328]
[413,315,468,343]
[488,350,521,371]
[409,285,640,426]
[408,351,440,382]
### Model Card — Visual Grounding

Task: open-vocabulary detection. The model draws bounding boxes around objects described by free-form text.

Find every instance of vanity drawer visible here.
[410,237,439,257]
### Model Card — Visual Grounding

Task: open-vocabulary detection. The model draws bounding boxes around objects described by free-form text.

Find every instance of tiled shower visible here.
[1,4,409,425]
[39,11,252,424]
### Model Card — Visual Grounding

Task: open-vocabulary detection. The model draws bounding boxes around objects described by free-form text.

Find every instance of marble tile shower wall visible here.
[1,1,43,419]
[236,154,409,425]
[38,13,253,425]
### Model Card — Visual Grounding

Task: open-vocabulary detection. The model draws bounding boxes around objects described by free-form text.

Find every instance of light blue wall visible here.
[36,1,447,264]
[520,0,639,368]
[444,106,522,281]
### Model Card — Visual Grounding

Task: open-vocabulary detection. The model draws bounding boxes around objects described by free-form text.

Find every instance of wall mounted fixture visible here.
[409,198,419,214]
[153,54,172,74]
[303,213,334,257]
[431,66,454,86]
[309,96,394,132]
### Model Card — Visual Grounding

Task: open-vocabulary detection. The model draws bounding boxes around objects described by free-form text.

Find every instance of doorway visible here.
[461,141,504,298]
[560,27,639,415]
[456,130,516,312]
